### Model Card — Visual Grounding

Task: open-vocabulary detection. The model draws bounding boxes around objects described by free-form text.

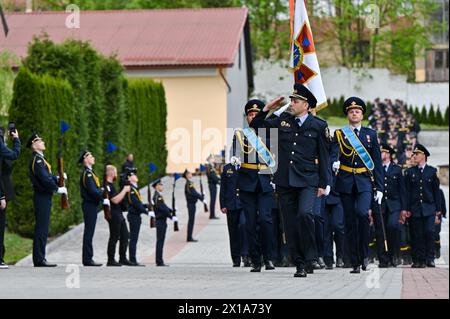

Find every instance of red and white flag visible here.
[289,0,327,110]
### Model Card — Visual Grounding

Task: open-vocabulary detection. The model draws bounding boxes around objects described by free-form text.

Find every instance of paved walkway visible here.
[1,177,448,299]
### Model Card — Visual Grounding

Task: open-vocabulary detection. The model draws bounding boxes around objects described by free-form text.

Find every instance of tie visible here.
[383,165,387,172]
[295,118,301,127]
[354,128,359,136]
[420,167,424,174]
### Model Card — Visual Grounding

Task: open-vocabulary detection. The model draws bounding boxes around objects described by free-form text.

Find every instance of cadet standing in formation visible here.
[252,84,330,278]
[183,169,205,242]
[28,133,68,267]
[234,100,276,272]
[374,144,406,267]
[331,97,383,274]
[105,165,132,267]
[79,150,106,266]
[152,178,174,266]
[206,155,220,219]
[126,168,148,266]
[403,144,442,268]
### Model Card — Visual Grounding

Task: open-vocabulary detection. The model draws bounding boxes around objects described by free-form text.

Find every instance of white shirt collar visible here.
[384,161,391,169]
[351,124,362,132]
[419,163,427,170]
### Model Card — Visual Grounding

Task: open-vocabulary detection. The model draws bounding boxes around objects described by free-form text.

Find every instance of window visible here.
[426,48,449,82]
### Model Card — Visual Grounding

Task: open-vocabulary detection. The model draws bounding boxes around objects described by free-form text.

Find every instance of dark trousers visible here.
[373,207,401,264]
[313,196,324,259]
[107,211,129,261]
[240,190,274,265]
[239,211,249,257]
[32,192,53,265]
[0,208,6,263]
[323,201,345,265]
[278,186,317,269]
[187,202,196,240]
[82,201,99,264]
[226,209,243,263]
[208,184,217,218]
[340,189,372,267]
[127,213,142,263]
[271,208,289,263]
[156,219,167,265]
[410,215,435,263]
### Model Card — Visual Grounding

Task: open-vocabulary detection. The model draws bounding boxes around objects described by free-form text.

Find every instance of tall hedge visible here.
[126,79,167,181]
[8,69,79,236]
[8,38,168,238]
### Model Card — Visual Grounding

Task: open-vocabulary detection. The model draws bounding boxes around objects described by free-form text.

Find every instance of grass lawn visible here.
[3,232,32,265]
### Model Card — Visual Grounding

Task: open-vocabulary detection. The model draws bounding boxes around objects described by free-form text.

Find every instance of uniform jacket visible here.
[127,185,148,216]
[80,167,103,203]
[153,191,173,220]
[381,163,407,212]
[219,163,242,211]
[29,152,58,195]
[185,180,204,204]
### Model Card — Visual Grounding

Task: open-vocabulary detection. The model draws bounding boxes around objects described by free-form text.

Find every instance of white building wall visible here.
[254,61,449,111]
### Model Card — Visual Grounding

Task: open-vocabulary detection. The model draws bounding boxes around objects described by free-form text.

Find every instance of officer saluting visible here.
[374,144,407,268]
[184,169,205,242]
[403,144,442,268]
[330,97,383,274]
[252,84,330,278]
[152,178,174,266]
[79,150,107,266]
[28,133,67,267]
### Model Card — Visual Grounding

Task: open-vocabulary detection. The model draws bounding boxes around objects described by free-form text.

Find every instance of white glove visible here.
[375,191,383,205]
[274,102,290,116]
[324,185,331,196]
[149,211,155,218]
[172,216,178,222]
[270,182,276,190]
[63,172,68,180]
[203,199,208,205]
[230,156,241,167]
[332,161,341,172]
[103,198,110,206]
[57,187,67,195]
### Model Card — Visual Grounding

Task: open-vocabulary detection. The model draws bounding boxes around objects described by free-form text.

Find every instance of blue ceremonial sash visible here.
[241,128,276,168]
[341,126,375,171]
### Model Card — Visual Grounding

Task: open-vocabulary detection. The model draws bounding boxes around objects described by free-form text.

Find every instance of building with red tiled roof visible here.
[0,8,254,172]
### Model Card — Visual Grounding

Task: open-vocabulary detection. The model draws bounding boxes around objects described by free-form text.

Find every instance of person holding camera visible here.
[0,125,20,269]
[79,150,108,267]
[104,165,133,266]
[27,133,68,267]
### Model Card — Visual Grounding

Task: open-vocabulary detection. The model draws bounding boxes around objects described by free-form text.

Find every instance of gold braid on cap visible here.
[345,101,363,111]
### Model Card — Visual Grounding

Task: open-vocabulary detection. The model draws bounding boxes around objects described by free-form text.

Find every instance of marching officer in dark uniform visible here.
[0,127,20,269]
[374,144,407,267]
[234,99,276,273]
[403,144,442,268]
[79,150,106,266]
[206,155,220,219]
[27,133,67,267]
[184,169,205,242]
[126,168,148,266]
[105,165,132,267]
[220,157,247,267]
[152,178,174,266]
[252,84,330,277]
[330,97,383,274]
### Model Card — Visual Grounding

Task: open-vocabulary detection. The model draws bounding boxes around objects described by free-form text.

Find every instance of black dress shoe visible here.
[294,268,307,278]
[265,260,275,270]
[209,216,220,220]
[232,260,241,267]
[411,263,421,268]
[107,260,122,267]
[242,256,252,267]
[250,264,261,272]
[83,261,102,267]
[156,263,169,267]
[336,258,344,268]
[34,261,57,267]
[187,238,198,242]
[350,266,361,274]
[318,257,326,269]
[362,258,369,271]
[129,261,145,267]
[119,259,134,266]
[378,262,390,268]
[325,263,333,270]
[426,261,435,268]
[305,265,314,274]
[311,261,321,270]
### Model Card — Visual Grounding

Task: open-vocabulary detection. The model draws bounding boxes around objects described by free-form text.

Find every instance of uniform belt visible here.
[339,164,368,174]
[241,163,268,170]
